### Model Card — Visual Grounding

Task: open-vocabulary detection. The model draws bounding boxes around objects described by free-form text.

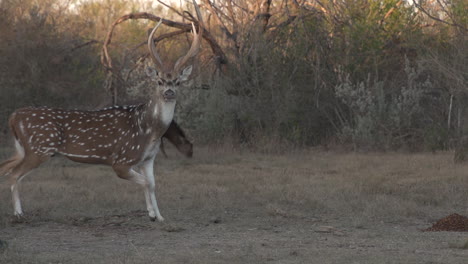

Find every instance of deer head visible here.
[145,3,203,104]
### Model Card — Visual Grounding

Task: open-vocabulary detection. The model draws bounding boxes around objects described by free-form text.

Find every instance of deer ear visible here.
[145,66,158,79]
[179,65,193,82]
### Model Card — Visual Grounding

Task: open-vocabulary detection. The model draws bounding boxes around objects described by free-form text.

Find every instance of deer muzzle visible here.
[163,89,176,101]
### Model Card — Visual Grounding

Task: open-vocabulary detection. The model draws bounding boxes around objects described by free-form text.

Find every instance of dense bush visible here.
[0,1,106,131]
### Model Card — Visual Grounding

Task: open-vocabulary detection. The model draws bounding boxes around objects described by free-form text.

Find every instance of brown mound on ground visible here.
[425,213,468,232]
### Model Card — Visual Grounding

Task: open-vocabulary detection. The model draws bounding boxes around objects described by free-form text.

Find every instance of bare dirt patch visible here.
[1,147,468,263]
[425,213,468,232]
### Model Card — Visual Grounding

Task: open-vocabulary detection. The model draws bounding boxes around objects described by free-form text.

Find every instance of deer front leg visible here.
[140,157,164,222]
[113,164,163,222]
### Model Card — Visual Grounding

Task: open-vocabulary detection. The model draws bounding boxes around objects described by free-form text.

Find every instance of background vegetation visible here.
[0,0,466,151]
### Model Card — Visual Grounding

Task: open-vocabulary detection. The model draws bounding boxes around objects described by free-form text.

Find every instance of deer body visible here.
[1,0,203,222]
[10,100,173,166]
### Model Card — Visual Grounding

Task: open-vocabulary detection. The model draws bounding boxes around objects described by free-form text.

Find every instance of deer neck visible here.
[142,98,176,134]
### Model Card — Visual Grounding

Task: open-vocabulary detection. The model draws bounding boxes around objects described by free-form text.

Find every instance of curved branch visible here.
[130,29,189,54]
[101,12,227,72]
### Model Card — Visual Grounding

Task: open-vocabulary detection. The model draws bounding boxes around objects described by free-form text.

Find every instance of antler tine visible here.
[192,0,205,30]
[173,0,203,73]
[174,23,201,73]
[147,19,165,71]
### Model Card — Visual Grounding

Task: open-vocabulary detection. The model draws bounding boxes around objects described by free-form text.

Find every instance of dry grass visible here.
[159,148,467,223]
[0,146,467,263]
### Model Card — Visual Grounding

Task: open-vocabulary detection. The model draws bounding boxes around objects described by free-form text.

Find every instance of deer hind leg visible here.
[0,139,30,216]
[8,154,48,217]
[113,164,164,222]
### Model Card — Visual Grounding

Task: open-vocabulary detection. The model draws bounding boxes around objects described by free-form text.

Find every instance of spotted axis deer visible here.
[0,3,203,222]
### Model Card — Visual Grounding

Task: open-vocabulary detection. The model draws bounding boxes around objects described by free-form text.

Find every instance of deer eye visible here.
[157,80,164,86]
[175,80,181,86]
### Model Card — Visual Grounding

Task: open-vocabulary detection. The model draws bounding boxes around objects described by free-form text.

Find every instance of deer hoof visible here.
[14,212,24,219]
[11,213,27,223]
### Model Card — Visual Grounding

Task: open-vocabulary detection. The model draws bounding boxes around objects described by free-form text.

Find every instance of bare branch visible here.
[157,0,189,20]
[70,40,100,53]
[201,0,235,41]
[414,1,468,32]
[253,0,272,32]
[129,29,189,54]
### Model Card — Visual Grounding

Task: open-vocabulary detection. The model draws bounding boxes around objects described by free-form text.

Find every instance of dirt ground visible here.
[0,146,467,263]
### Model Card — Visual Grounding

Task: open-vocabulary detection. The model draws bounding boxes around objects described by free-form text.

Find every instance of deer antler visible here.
[147,19,165,72]
[173,0,204,74]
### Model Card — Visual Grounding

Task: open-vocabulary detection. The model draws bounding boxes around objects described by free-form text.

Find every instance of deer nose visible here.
[163,89,176,100]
